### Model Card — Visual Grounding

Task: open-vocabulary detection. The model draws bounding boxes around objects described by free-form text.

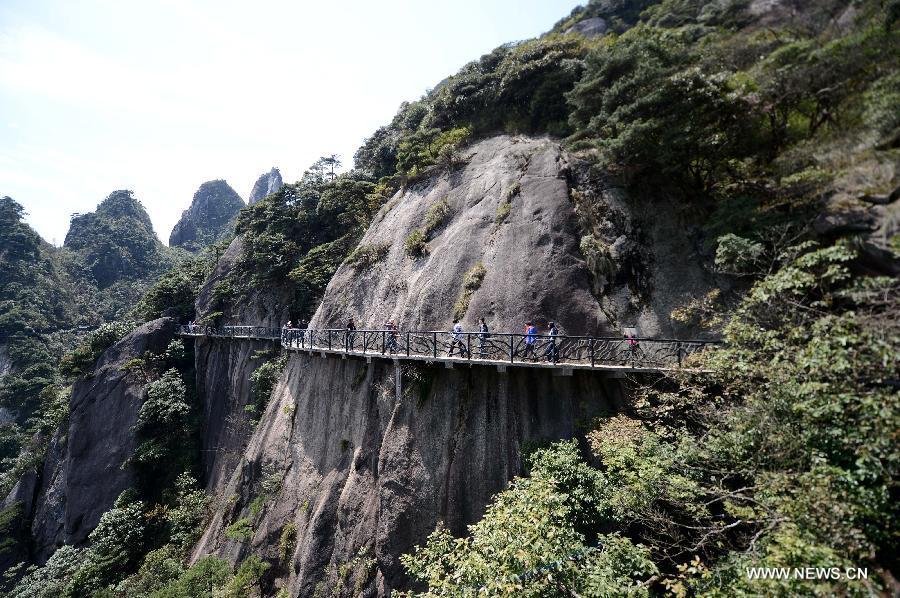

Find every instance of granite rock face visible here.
[192,237,293,494]
[248,168,284,204]
[27,318,176,561]
[189,136,722,596]
[565,16,608,37]
[169,180,245,251]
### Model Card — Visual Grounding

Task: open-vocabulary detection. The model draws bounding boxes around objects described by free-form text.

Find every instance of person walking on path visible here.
[383,319,398,354]
[477,318,490,358]
[449,319,468,357]
[544,321,559,363]
[345,318,357,351]
[298,318,308,347]
[523,321,537,360]
[282,320,292,344]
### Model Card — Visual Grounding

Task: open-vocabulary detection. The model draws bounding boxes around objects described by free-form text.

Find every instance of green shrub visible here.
[714,233,765,275]
[148,556,233,598]
[59,320,136,379]
[224,518,253,542]
[279,523,298,563]
[222,556,269,598]
[421,198,451,236]
[246,355,287,423]
[452,262,487,320]
[494,201,511,225]
[167,473,209,551]
[346,243,390,270]
[404,229,427,258]
[579,235,615,287]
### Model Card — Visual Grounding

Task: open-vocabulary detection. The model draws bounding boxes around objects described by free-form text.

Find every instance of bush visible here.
[423,199,450,235]
[149,556,233,598]
[167,473,209,550]
[714,233,765,274]
[404,229,427,258]
[59,320,136,379]
[221,556,269,598]
[452,262,487,320]
[224,518,253,542]
[346,243,390,270]
[279,523,297,564]
[246,355,287,423]
[494,201,511,225]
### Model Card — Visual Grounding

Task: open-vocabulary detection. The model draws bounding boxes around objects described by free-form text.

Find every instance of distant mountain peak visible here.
[248,167,283,204]
[169,180,245,251]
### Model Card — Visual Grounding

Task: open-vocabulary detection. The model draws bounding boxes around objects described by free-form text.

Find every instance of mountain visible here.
[3,0,899,595]
[169,180,246,251]
[248,168,283,204]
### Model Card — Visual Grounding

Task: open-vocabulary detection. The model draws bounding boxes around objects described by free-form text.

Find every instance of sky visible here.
[0,0,581,245]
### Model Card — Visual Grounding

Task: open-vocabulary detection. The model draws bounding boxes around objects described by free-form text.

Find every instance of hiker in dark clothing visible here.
[345,318,356,351]
[298,318,308,347]
[383,319,398,354]
[449,319,468,357]
[477,318,490,358]
[544,321,559,363]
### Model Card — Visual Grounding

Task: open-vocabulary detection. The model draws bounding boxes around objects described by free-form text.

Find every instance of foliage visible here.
[404,229,427,258]
[279,523,298,564]
[221,556,269,598]
[405,198,452,259]
[452,262,486,320]
[245,354,287,423]
[133,246,221,321]
[355,35,591,178]
[714,233,765,274]
[131,368,197,498]
[224,518,253,542]
[167,473,209,551]
[58,320,136,379]
[59,492,147,596]
[396,126,472,177]
[402,238,899,595]
[400,441,656,596]
[579,234,615,290]
[567,27,759,193]
[493,202,511,225]
[346,243,390,270]
[148,557,233,598]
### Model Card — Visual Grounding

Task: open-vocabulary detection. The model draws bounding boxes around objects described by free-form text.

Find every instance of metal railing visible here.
[177,325,718,369]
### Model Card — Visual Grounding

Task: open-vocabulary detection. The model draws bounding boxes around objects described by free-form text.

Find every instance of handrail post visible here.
[328,330,332,351]
[590,339,595,367]
[406,332,410,357]
[467,334,471,360]
[509,335,514,363]
[677,345,683,367]
[362,330,367,355]
[382,331,385,354]
[433,332,437,358]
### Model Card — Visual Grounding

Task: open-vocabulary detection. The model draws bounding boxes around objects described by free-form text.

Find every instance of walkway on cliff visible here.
[177,325,719,374]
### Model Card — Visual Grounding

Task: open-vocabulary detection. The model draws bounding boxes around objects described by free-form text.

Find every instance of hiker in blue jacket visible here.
[523,321,537,360]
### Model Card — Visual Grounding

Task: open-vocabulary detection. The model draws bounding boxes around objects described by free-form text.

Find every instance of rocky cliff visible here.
[248,168,284,204]
[192,237,293,494]
[188,135,721,595]
[24,319,176,561]
[169,180,246,251]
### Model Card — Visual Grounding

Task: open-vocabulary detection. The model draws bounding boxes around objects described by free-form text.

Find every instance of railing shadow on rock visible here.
[177,325,719,370]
